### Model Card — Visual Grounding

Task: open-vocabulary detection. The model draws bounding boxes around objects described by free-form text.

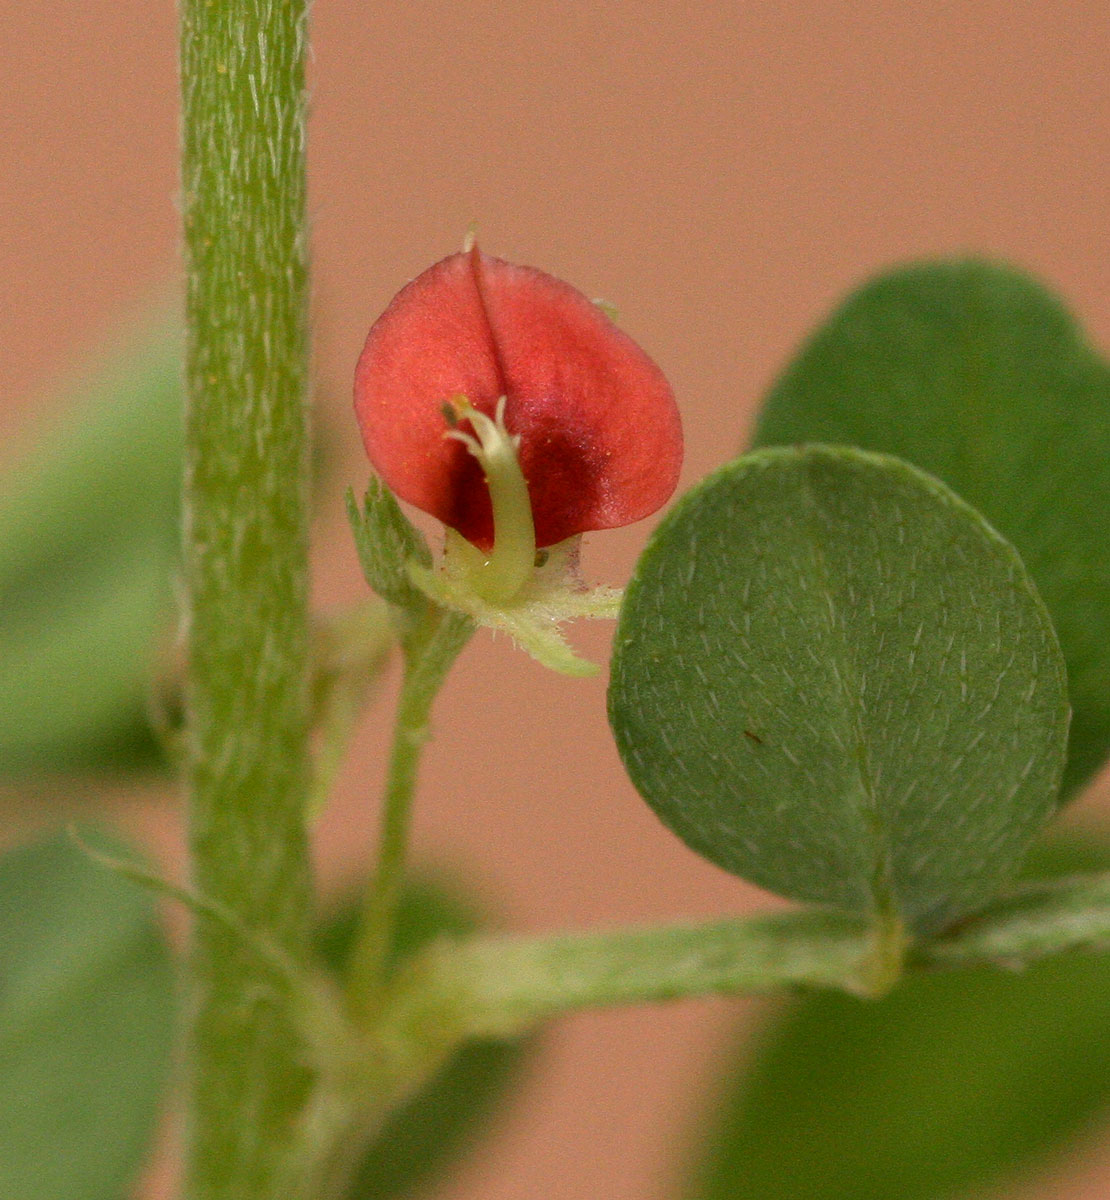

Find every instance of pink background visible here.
[3,3,1109,1197]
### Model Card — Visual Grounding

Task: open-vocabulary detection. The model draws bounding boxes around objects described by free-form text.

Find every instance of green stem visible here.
[345,610,473,1020]
[382,909,873,1043]
[379,870,1110,1041]
[294,868,1110,1193]
[856,905,906,998]
[180,2,315,1197]
[921,869,1110,966]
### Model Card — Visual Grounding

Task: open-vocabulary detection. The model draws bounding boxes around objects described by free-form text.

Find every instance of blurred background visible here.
[2,3,1109,1199]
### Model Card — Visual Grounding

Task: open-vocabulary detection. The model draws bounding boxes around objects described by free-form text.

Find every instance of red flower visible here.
[354,246,682,551]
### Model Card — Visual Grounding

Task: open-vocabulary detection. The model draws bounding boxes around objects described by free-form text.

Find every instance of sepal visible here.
[409,535,621,677]
[346,480,432,615]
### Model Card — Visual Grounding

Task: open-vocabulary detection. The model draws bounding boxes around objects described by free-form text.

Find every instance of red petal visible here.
[354,247,683,549]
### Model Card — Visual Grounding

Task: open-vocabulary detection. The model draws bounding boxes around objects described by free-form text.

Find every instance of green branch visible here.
[379,871,1110,1041]
[180,1,315,1197]
[921,870,1110,966]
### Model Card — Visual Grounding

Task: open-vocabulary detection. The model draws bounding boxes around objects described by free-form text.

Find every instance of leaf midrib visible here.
[800,460,895,919]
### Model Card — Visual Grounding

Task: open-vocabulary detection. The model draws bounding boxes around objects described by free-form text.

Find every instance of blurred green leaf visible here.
[610,446,1068,933]
[0,535,176,773]
[0,321,184,774]
[0,830,175,1200]
[0,323,183,602]
[319,876,530,1200]
[687,835,1110,1200]
[753,261,1110,796]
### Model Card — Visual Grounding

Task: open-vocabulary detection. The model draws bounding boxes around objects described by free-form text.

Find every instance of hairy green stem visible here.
[290,866,1110,1191]
[345,610,474,1021]
[378,870,1110,1041]
[180,2,315,1197]
[921,869,1110,966]
[382,909,874,1044]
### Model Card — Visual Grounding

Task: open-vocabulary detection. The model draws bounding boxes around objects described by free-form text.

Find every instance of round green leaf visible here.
[609,446,1068,932]
[0,831,175,1200]
[753,261,1110,796]
[688,836,1110,1200]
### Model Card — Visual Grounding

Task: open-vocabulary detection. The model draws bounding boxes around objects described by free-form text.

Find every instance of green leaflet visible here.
[0,534,175,772]
[0,321,183,773]
[753,260,1110,796]
[0,831,175,1200]
[0,322,182,601]
[687,836,1110,1200]
[609,446,1068,933]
